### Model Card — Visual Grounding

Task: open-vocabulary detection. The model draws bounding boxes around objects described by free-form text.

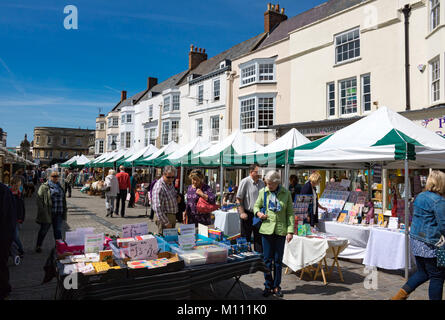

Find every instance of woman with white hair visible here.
[104,169,119,217]
[254,170,294,298]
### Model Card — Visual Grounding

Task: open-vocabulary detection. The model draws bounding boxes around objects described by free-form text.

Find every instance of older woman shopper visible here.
[104,170,119,217]
[391,170,445,300]
[183,169,216,226]
[254,170,294,298]
[35,171,67,253]
[300,171,327,227]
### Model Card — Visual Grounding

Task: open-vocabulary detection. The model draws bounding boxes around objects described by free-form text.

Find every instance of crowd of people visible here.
[2,162,445,301]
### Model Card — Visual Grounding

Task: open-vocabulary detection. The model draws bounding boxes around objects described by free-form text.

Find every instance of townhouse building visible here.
[229,0,445,141]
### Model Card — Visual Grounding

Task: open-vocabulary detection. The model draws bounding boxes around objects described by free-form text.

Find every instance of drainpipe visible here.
[402,4,411,111]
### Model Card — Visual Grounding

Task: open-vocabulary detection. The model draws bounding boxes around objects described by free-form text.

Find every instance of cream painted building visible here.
[230,0,445,141]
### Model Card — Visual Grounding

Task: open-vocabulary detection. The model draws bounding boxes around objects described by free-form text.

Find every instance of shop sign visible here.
[418,116,445,137]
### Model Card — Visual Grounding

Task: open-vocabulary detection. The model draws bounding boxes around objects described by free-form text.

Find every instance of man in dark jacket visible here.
[0,182,17,300]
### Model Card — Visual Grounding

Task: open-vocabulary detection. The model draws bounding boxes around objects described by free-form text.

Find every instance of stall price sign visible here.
[178,234,195,250]
[122,222,149,238]
[177,224,195,235]
[127,238,158,260]
[84,233,104,254]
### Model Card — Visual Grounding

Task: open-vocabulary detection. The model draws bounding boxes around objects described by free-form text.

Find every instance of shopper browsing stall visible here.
[300,171,327,227]
[104,170,119,217]
[152,166,178,234]
[115,166,130,218]
[236,165,265,253]
[183,169,216,226]
[35,171,67,253]
[391,170,445,300]
[254,170,294,298]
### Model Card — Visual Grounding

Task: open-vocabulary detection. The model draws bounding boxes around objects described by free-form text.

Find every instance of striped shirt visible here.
[151,178,178,226]
[48,181,64,216]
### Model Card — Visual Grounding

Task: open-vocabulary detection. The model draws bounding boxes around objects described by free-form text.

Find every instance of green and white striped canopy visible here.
[134,141,179,166]
[290,107,445,169]
[118,144,158,167]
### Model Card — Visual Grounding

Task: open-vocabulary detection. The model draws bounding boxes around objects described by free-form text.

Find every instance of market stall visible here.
[118,144,158,168]
[290,106,445,277]
[52,221,267,300]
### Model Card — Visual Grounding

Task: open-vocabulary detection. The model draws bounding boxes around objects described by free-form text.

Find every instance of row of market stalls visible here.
[0,146,36,184]
[60,107,445,278]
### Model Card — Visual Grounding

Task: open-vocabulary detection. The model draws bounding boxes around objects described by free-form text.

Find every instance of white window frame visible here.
[148,105,153,118]
[327,82,336,118]
[239,94,275,131]
[99,140,104,154]
[126,114,132,123]
[107,118,112,128]
[335,27,360,65]
[144,129,149,147]
[431,0,440,31]
[36,135,40,145]
[240,58,276,87]
[125,132,131,149]
[339,77,358,116]
[120,132,125,148]
[163,96,171,113]
[100,122,105,130]
[112,117,118,127]
[213,79,220,102]
[196,118,203,137]
[172,94,180,111]
[210,116,220,141]
[149,128,156,146]
[361,74,372,113]
[162,122,170,146]
[121,115,125,124]
[171,120,179,142]
[431,57,440,103]
[198,85,204,105]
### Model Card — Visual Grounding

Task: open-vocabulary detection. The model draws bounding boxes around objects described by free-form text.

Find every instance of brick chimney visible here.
[264,3,287,34]
[147,77,158,90]
[189,44,207,70]
[121,90,127,102]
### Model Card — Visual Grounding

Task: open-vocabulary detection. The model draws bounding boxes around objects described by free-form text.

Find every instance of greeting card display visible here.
[318,187,350,221]
[293,194,313,222]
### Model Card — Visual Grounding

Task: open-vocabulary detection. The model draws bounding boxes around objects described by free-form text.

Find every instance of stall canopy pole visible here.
[180,166,184,194]
[102,167,105,180]
[404,151,410,280]
[284,149,289,189]
[220,153,224,203]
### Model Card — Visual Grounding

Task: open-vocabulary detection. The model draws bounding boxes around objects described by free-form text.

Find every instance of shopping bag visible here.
[253,191,268,230]
[196,196,219,214]
[126,193,131,201]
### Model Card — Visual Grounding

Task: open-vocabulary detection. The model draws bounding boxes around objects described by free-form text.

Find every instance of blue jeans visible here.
[13,224,24,254]
[262,234,286,290]
[36,215,63,247]
[403,256,445,300]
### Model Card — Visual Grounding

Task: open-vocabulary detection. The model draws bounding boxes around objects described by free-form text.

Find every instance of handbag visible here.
[196,196,219,214]
[252,191,267,229]
[436,235,445,268]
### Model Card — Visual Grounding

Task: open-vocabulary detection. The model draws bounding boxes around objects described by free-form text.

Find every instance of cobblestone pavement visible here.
[8,188,440,300]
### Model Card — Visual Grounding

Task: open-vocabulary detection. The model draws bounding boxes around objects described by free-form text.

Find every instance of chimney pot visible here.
[264,4,287,33]
[203,49,206,53]
[281,8,284,14]
[271,4,275,10]
[267,3,271,10]
[276,4,279,12]
[190,44,194,52]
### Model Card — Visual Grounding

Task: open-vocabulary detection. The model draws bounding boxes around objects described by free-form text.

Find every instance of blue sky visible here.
[0,0,325,147]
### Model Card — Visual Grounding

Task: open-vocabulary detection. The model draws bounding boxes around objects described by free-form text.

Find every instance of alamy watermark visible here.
[363,266,378,290]
[63,5,78,30]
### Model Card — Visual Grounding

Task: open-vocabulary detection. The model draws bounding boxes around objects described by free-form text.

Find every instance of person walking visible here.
[236,164,265,253]
[300,171,327,227]
[391,170,445,300]
[104,170,119,217]
[148,173,161,221]
[64,169,74,198]
[254,171,294,298]
[128,173,138,208]
[35,171,67,253]
[151,166,178,234]
[288,175,302,201]
[115,166,130,218]
[8,177,25,257]
[0,182,17,300]
[183,169,216,226]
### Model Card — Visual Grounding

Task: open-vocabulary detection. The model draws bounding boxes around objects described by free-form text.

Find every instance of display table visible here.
[317,221,371,259]
[54,255,268,300]
[363,228,414,270]
[283,235,349,285]
[213,210,240,237]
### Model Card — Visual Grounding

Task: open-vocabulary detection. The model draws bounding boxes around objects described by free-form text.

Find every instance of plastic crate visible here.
[170,241,228,266]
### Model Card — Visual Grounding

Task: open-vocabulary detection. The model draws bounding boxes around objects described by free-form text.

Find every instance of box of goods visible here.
[110,234,158,261]
[126,252,185,278]
[170,242,228,266]
[56,236,113,257]
[207,229,223,241]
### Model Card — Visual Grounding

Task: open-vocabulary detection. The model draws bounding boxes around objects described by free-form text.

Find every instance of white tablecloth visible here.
[363,228,414,270]
[317,221,372,259]
[213,210,240,237]
[283,235,349,272]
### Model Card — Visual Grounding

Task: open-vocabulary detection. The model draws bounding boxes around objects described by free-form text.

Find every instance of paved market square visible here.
[7,188,441,300]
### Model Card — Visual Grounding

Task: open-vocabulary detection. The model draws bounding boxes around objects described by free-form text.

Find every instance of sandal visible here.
[274,287,283,298]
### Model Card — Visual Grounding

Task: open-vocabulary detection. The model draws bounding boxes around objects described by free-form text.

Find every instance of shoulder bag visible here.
[252,190,267,229]
[197,196,219,214]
